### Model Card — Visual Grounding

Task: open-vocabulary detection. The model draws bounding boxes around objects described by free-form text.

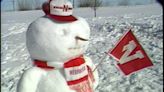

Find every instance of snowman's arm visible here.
[83,56,99,89]
[17,67,45,92]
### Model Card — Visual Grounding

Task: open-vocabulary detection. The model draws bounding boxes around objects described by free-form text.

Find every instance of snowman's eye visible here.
[62,29,69,36]
[56,30,63,36]
[57,29,68,36]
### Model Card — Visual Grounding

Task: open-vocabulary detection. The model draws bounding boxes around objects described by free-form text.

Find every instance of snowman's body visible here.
[18,57,98,92]
[17,16,99,92]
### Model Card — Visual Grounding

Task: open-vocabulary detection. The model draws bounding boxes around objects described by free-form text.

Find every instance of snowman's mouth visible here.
[68,46,85,50]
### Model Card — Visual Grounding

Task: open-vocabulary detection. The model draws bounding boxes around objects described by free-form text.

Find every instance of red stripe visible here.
[34,60,54,69]
[54,6,64,9]
[67,75,88,85]
[54,6,72,10]
[64,56,85,68]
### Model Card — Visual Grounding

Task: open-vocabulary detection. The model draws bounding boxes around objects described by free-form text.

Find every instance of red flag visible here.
[108,29,153,75]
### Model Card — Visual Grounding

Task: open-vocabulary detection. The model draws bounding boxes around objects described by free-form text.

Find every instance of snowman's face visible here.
[26,17,90,62]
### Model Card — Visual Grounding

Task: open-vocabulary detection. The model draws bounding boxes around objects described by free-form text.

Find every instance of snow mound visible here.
[86,15,163,92]
[1,4,163,92]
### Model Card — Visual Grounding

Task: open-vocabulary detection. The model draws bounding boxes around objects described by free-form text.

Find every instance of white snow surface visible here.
[1,4,163,92]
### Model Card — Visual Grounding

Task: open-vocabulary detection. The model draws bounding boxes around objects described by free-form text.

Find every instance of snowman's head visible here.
[26,17,90,63]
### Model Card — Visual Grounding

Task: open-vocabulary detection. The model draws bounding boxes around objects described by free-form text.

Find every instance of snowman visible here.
[17,0,99,92]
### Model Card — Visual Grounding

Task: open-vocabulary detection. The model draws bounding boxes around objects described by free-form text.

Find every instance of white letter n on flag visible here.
[119,40,144,64]
[108,29,153,75]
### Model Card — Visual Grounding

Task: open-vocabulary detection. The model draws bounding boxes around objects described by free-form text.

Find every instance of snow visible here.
[1,4,163,92]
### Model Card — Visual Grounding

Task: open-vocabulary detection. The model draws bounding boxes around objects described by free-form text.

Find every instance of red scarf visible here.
[34,56,95,92]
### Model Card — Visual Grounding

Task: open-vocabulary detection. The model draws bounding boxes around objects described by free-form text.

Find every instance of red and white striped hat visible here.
[47,0,77,22]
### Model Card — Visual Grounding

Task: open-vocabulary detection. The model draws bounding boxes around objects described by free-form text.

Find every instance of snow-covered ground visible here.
[1,4,163,92]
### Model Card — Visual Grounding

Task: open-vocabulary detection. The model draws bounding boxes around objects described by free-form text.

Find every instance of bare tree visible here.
[118,0,130,6]
[92,0,102,17]
[17,0,45,11]
[78,0,92,7]
[17,0,35,10]
[13,0,15,11]
[73,0,75,8]
[78,0,102,17]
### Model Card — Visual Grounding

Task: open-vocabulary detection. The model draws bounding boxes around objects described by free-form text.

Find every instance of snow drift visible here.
[1,4,163,92]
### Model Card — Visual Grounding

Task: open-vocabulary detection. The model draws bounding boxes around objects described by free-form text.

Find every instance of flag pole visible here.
[93,52,108,72]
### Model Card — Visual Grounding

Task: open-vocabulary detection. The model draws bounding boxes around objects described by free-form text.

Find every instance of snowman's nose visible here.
[75,36,88,41]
